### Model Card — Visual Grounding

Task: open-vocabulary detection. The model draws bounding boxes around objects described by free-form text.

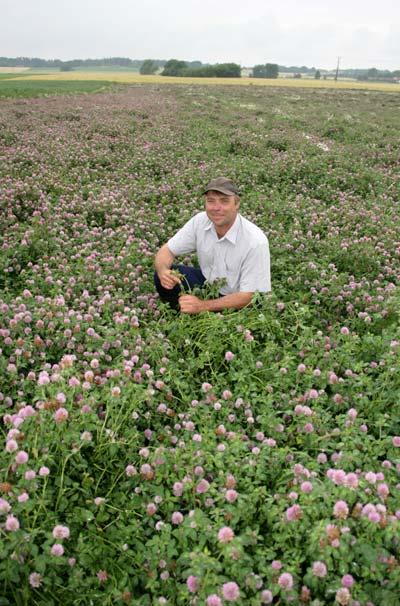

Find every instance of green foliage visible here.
[253,63,279,78]
[211,63,241,78]
[140,60,158,75]
[162,61,241,78]
[182,65,216,77]
[0,79,115,98]
[264,63,278,79]
[161,59,188,76]
[0,220,56,289]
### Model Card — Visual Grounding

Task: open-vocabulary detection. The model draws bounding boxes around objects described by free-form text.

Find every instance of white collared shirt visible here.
[167,212,271,295]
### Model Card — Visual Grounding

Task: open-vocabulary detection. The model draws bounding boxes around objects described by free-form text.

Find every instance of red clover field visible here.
[0,84,400,605]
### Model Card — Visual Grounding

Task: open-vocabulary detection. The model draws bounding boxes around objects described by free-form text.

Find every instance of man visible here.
[154,176,271,314]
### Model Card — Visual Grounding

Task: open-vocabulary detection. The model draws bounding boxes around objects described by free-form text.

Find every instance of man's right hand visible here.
[158,269,181,290]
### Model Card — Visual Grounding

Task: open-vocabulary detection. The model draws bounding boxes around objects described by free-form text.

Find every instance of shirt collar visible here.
[204,213,241,244]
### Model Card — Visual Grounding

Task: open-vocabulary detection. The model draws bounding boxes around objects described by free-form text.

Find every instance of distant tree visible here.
[161,59,187,76]
[181,63,240,78]
[187,61,203,68]
[213,63,241,77]
[314,69,321,79]
[367,67,379,79]
[60,63,73,72]
[253,64,267,78]
[140,59,158,75]
[265,63,278,78]
[253,63,278,78]
[183,66,215,77]
[293,73,302,79]
[279,64,314,74]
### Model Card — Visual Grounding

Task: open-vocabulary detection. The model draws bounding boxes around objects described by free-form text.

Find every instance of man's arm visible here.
[155,215,198,290]
[179,291,253,314]
[154,244,180,289]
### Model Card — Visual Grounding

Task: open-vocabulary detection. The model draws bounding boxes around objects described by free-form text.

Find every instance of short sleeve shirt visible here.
[167,212,271,295]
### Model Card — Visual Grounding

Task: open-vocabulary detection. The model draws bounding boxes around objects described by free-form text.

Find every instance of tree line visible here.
[0,57,144,68]
[1,57,399,80]
[141,59,241,77]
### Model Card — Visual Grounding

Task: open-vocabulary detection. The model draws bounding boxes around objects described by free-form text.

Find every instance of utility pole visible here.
[334,56,341,81]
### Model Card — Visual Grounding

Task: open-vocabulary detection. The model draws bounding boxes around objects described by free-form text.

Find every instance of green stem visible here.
[29,476,49,529]
[55,451,76,510]
[104,470,126,498]
[181,274,192,293]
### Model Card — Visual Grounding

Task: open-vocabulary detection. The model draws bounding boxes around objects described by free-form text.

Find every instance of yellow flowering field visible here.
[8,70,400,93]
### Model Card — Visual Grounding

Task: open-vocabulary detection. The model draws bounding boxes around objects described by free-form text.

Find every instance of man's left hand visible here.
[179,294,206,314]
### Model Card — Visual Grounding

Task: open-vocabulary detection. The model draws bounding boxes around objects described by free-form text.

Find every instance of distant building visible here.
[241,67,253,77]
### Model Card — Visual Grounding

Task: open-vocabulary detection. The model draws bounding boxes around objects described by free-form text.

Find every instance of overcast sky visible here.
[1,0,399,70]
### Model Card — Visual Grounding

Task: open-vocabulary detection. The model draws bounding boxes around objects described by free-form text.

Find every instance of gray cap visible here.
[203,176,239,196]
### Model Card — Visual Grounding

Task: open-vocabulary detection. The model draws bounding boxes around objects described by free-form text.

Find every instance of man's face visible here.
[205,190,239,232]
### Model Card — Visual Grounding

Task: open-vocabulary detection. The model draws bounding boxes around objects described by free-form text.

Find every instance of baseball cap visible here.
[203,176,239,196]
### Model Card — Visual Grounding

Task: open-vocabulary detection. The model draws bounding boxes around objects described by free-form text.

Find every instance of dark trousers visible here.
[154,265,206,309]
